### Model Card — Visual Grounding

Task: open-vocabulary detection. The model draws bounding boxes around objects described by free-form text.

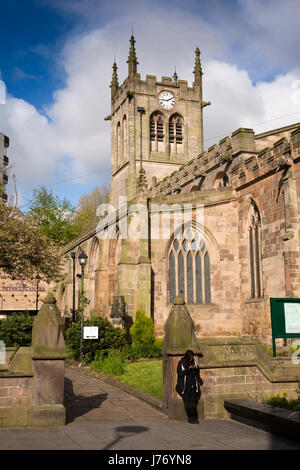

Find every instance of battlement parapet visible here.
[147,125,300,197]
[111,73,202,111]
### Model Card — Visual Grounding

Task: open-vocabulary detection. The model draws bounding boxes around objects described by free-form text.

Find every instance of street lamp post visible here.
[78,251,88,364]
[70,251,76,322]
[35,274,41,313]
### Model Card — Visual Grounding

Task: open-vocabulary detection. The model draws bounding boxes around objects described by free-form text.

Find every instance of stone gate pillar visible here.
[162,295,203,420]
[29,292,66,427]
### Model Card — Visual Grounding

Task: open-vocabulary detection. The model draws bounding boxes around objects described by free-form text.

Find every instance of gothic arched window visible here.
[169,113,184,155]
[122,115,127,164]
[169,227,211,304]
[116,122,121,167]
[150,111,165,152]
[248,202,262,299]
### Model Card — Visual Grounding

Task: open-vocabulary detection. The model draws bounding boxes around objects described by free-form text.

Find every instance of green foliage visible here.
[130,309,155,346]
[65,316,127,361]
[0,181,5,199]
[154,337,164,349]
[91,349,126,375]
[263,344,288,357]
[291,343,300,354]
[0,313,34,347]
[121,342,162,361]
[27,186,81,246]
[0,201,64,282]
[265,390,300,412]
[73,183,110,234]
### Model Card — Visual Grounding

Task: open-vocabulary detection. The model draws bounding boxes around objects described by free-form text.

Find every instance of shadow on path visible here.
[64,377,108,424]
[102,426,149,450]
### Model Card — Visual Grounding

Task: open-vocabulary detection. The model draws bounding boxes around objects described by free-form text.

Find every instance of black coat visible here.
[175,358,203,400]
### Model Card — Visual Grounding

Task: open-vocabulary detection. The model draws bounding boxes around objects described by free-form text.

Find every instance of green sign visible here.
[270,298,300,357]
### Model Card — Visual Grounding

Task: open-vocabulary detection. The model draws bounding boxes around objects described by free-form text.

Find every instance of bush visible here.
[265,391,300,412]
[65,316,128,361]
[91,349,126,375]
[121,343,162,361]
[130,309,155,346]
[0,313,34,347]
[154,337,164,349]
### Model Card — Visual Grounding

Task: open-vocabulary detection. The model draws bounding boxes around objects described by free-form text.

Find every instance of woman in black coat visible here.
[176,350,203,424]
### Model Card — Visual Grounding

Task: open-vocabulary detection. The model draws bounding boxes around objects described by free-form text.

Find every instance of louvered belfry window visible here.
[169,114,184,154]
[150,112,165,152]
[169,228,211,304]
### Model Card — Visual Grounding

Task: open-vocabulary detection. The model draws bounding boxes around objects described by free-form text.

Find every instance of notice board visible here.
[270,298,300,356]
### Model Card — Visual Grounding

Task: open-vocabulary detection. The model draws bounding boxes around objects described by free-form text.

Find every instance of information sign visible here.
[83,326,99,340]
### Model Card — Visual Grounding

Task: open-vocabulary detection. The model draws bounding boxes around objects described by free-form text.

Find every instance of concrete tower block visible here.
[29,292,66,427]
[162,295,203,420]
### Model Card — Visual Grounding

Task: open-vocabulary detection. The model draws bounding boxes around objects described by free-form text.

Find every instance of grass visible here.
[114,360,163,399]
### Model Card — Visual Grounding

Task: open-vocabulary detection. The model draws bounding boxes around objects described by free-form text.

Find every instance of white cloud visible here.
[0,97,59,197]
[204,64,300,146]
[0,0,300,204]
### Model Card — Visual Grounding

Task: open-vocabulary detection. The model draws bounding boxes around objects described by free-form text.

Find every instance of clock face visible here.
[159,91,175,110]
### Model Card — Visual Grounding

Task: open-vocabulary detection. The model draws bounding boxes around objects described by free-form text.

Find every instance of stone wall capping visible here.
[273,136,288,149]
[219,136,230,145]
[231,128,255,137]
[291,126,300,137]
[160,76,173,84]
[258,147,270,157]
[165,350,203,356]
[255,122,300,140]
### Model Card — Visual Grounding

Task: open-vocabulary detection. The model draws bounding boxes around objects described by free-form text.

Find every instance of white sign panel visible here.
[284,303,300,333]
[83,326,99,339]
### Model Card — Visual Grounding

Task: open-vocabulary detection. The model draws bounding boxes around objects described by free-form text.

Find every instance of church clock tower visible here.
[107,36,210,206]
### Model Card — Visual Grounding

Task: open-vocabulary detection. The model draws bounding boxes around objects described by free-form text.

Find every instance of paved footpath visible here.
[0,366,299,450]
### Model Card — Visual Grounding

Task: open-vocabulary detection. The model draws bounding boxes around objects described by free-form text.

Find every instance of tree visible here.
[0,201,63,282]
[27,186,81,246]
[0,181,5,200]
[73,183,110,234]
[130,309,155,345]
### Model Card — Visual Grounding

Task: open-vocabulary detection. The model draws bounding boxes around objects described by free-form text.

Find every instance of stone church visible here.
[59,35,300,343]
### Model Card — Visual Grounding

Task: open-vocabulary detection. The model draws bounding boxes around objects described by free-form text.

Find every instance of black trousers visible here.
[183,397,199,422]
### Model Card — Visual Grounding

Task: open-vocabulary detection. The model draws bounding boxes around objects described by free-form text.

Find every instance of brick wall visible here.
[0,377,32,408]
[201,366,299,419]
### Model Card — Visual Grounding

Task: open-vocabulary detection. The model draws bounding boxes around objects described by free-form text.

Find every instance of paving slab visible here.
[0,366,300,450]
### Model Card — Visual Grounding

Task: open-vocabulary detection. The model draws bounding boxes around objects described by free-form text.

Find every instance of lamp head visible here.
[78,251,88,266]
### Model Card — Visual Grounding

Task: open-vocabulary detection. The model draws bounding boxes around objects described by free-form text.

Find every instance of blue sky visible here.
[0,1,68,108]
[0,0,300,208]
